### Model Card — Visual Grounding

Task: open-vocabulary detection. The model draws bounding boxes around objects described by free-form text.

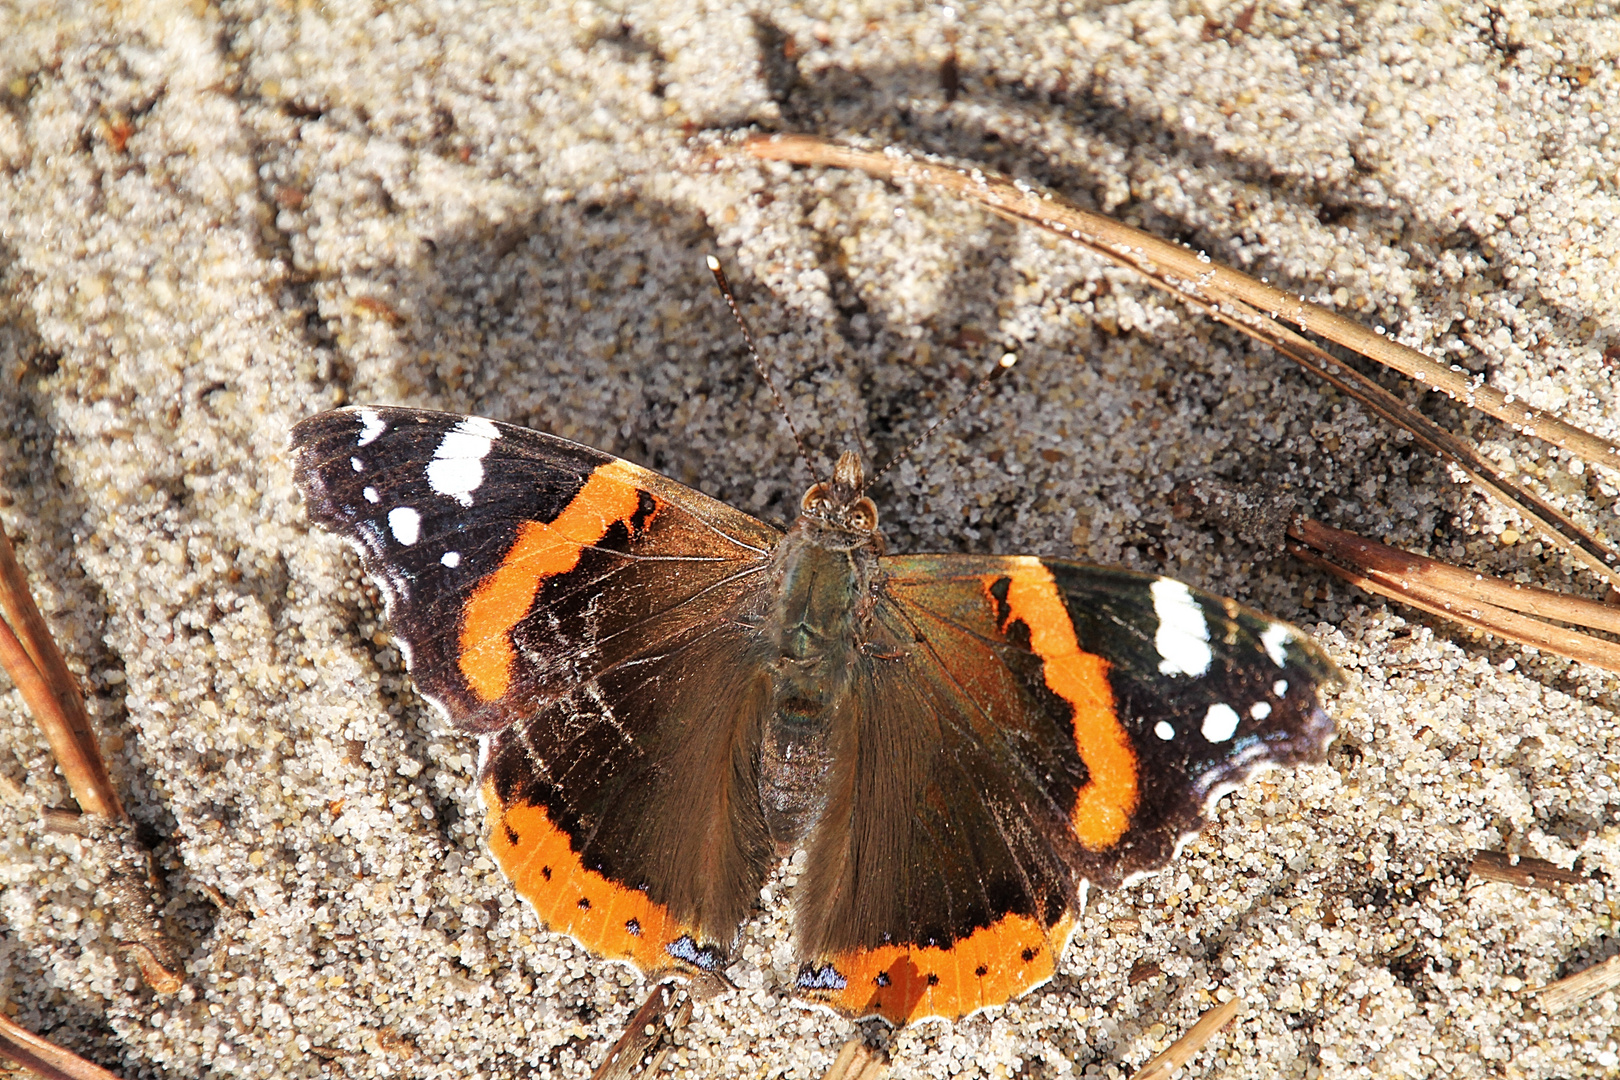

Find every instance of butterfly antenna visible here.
[864,352,1019,491]
[705,255,820,482]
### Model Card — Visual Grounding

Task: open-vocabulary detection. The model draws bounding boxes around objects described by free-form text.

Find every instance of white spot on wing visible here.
[356,408,386,446]
[388,506,421,545]
[1151,578,1212,676]
[1273,679,1289,697]
[427,417,501,507]
[1250,701,1272,720]
[1202,702,1240,743]
[350,457,364,472]
[441,550,461,568]
[1261,623,1293,667]
[363,486,379,503]
[1154,721,1175,741]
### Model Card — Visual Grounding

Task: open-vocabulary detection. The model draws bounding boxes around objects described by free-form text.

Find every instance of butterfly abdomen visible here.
[759,516,883,843]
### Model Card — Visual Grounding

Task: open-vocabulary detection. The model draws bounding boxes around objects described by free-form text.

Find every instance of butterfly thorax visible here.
[759,451,884,844]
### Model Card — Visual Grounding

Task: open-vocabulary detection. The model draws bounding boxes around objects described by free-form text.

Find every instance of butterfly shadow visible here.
[735,12,1616,670]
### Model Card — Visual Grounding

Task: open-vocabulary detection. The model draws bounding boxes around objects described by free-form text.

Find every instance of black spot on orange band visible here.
[481,778,719,977]
[797,911,1078,1025]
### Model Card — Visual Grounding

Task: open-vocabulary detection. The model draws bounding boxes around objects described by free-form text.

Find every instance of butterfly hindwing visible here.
[792,554,1335,1023]
[480,613,775,975]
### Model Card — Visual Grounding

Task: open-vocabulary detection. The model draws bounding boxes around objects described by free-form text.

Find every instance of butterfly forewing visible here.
[291,407,781,731]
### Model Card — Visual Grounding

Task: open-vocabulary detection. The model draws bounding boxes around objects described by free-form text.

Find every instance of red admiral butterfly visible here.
[289,403,1336,1025]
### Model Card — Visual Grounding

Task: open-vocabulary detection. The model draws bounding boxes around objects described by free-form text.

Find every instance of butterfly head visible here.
[800,450,880,536]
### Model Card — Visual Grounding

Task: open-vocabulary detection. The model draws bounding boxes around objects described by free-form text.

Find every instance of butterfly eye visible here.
[801,482,832,514]
[848,497,879,533]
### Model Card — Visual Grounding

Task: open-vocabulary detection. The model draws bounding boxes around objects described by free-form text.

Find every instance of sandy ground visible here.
[0,1,1618,1078]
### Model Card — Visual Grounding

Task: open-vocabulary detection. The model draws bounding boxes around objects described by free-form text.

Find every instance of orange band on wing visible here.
[800,911,1077,1024]
[458,460,645,701]
[989,559,1140,850]
[482,779,704,975]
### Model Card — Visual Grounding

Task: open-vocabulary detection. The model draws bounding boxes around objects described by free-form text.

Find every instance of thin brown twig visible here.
[743,135,1620,468]
[0,530,122,818]
[590,973,733,1080]
[1291,521,1620,634]
[741,135,1620,590]
[0,1010,128,1080]
[1288,520,1620,672]
[1133,996,1242,1080]
[820,1039,890,1080]
[1155,289,1620,590]
[0,528,183,992]
[1468,850,1588,891]
[1536,955,1620,1015]
[588,982,692,1080]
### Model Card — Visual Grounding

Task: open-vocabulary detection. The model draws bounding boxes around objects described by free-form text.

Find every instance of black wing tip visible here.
[1284,630,1347,689]
[287,408,367,483]
[288,404,369,445]
[1204,691,1337,802]
[286,406,435,524]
